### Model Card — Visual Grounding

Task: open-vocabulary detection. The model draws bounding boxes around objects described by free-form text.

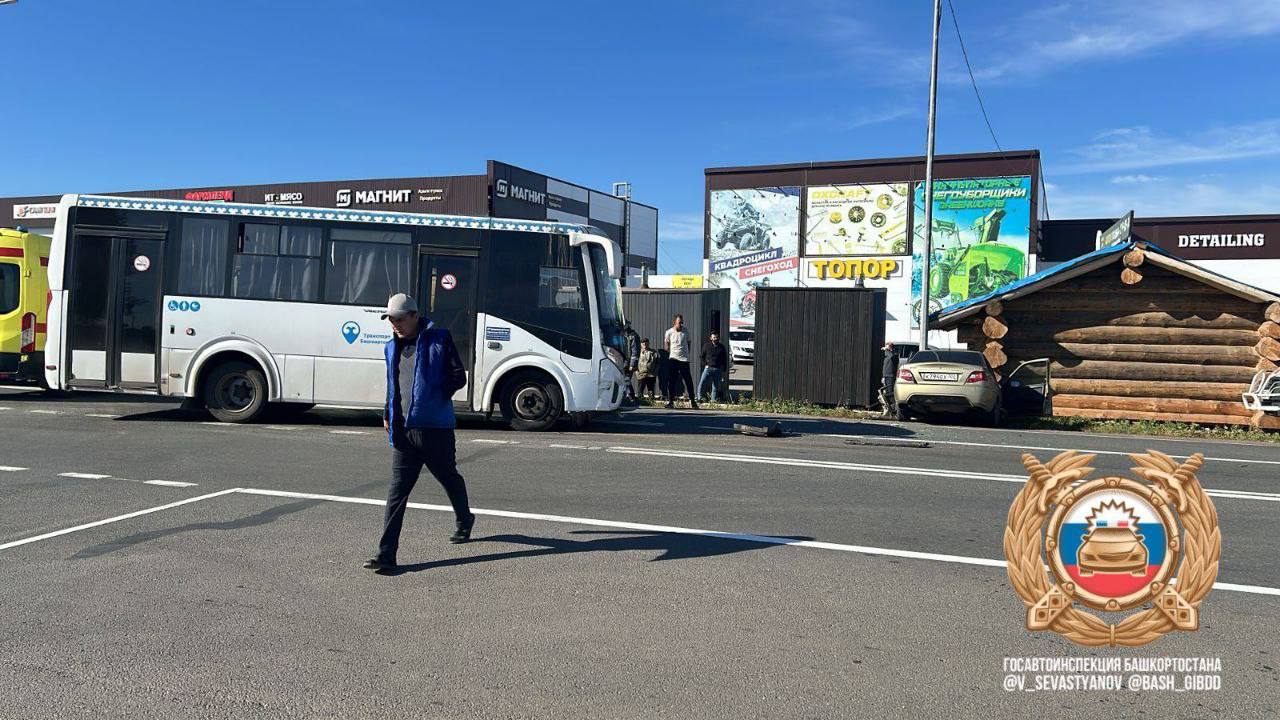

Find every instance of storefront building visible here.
[1038,214,1279,293]
[705,149,1280,347]
[0,160,659,284]
[705,150,1042,346]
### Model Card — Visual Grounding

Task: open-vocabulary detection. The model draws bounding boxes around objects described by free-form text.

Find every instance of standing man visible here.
[622,321,641,404]
[635,338,659,400]
[881,342,899,409]
[364,293,475,575]
[663,314,698,410]
[697,331,729,403]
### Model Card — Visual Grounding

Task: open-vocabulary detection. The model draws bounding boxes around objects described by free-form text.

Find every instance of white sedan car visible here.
[729,327,755,364]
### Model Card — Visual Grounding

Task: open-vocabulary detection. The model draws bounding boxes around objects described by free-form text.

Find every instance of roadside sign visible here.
[1097,210,1134,250]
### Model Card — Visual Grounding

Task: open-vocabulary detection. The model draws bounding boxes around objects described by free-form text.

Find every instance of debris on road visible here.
[844,437,931,449]
[734,421,786,437]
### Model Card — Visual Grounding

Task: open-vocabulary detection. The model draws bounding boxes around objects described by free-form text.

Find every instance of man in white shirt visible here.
[662,314,698,410]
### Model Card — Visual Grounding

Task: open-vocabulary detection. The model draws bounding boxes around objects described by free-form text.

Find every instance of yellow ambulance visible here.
[0,228,52,384]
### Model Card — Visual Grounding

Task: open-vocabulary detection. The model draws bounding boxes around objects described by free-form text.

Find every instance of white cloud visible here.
[1057,120,1280,174]
[660,212,704,243]
[782,106,916,134]
[1110,174,1163,184]
[1048,177,1280,219]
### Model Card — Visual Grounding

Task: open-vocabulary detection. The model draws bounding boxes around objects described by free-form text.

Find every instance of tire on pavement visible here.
[204,360,269,423]
[500,370,564,432]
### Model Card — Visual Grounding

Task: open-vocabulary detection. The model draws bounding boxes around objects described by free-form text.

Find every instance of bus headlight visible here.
[603,345,626,374]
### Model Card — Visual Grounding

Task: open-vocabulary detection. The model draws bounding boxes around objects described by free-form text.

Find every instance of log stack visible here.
[953,256,1277,428]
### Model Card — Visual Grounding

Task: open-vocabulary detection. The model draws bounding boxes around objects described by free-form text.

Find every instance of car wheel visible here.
[500,371,564,432]
[204,360,268,423]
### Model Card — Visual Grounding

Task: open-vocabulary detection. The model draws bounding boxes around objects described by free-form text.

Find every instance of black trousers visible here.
[379,427,472,563]
[666,360,695,401]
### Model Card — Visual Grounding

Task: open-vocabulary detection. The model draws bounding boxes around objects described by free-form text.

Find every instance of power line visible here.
[946,0,1001,152]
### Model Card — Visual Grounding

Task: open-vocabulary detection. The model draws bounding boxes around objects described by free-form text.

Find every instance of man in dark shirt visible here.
[698,331,729,403]
[881,342,899,399]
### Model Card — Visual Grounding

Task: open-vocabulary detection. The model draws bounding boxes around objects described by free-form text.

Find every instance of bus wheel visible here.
[500,371,563,432]
[204,361,268,423]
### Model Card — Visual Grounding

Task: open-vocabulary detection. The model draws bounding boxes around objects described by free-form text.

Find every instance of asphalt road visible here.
[1,388,1277,719]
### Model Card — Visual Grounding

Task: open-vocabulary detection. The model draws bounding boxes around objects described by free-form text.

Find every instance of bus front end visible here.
[579,234,627,415]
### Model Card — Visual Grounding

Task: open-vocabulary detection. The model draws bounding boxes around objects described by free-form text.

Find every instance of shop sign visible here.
[808,257,903,280]
[740,255,799,280]
[417,188,446,202]
[1097,210,1134,250]
[264,191,304,205]
[184,190,234,202]
[670,274,704,288]
[336,188,411,207]
[13,203,59,220]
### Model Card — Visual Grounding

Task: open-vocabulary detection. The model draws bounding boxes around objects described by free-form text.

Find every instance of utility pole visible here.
[918,0,942,349]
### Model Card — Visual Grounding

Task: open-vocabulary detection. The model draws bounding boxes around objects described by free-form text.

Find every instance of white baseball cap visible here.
[382,293,419,320]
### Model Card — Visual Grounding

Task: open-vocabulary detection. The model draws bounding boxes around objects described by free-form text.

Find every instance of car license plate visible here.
[920,372,959,382]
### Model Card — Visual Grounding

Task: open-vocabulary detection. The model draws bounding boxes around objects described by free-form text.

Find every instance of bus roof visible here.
[70,194,605,237]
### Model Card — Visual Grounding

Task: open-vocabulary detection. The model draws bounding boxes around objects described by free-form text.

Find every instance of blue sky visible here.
[4,1,1280,273]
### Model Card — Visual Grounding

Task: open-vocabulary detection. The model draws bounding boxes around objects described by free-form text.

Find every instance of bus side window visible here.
[176,218,230,297]
[324,228,412,306]
[231,223,322,302]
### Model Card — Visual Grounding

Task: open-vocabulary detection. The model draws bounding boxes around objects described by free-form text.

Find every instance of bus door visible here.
[417,247,479,403]
[65,232,165,389]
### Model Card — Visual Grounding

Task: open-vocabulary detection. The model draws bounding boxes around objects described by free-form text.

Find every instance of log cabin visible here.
[932,241,1280,429]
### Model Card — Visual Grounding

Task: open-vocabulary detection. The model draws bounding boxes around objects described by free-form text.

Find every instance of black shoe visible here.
[664,401,674,409]
[691,402,700,410]
[450,514,475,544]
[362,557,397,574]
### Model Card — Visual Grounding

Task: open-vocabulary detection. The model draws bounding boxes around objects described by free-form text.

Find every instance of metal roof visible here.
[73,194,599,236]
[932,240,1280,327]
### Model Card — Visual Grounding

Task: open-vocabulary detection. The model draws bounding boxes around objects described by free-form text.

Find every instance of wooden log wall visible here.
[954,254,1275,428]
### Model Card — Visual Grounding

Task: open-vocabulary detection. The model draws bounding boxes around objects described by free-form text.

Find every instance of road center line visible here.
[58,472,112,480]
[232,487,1280,598]
[0,465,28,472]
[471,439,519,445]
[330,430,367,435]
[144,480,198,488]
[29,409,60,415]
[0,488,242,551]
[826,434,1280,467]
[85,413,120,419]
[608,446,1280,504]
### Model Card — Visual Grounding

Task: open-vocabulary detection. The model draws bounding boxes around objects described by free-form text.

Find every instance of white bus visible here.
[43,194,628,430]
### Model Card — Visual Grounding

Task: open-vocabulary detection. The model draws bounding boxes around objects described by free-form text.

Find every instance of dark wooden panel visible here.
[754,288,886,407]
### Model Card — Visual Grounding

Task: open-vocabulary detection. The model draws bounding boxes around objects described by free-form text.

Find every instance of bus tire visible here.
[500,371,563,432]
[204,360,268,423]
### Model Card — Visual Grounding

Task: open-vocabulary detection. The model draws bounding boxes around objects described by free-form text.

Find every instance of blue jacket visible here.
[385,318,467,444]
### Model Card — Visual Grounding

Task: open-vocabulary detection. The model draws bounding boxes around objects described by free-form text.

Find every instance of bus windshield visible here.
[588,245,625,356]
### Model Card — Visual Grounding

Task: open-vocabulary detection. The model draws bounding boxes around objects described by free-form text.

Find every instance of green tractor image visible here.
[927,209,1024,304]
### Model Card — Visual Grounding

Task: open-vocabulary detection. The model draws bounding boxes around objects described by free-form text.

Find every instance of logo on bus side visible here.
[341,321,361,345]
[167,300,202,312]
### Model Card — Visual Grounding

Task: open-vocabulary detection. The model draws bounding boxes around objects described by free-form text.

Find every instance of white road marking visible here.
[233,488,1280,598]
[29,409,60,415]
[549,443,588,450]
[330,430,367,435]
[826,433,1280,467]
[0,466,27,472]
[4,485,1276,598]
[608,445,1027,482]
[59,472,111,480]
[0,488,242,551]
[472,438,519,445]
[265,425,300,431]
[0,406,11,410]
[610,446,1280,504]
[143,480,198,488]
[85,413,120,419]
[201,421,236,427]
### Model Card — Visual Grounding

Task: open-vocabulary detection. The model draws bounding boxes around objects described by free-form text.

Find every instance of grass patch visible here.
[1004,415,1280,444]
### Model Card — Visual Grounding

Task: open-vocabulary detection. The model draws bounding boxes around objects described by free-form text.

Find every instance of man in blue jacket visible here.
[364,293,474,574]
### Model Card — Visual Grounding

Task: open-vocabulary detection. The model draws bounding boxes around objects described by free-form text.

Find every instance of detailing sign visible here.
[184,190,234,202]
[485,326,512,341]
[13,203,59,220]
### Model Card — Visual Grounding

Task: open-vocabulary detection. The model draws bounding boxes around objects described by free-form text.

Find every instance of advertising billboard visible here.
[805,183,910,256]
[708,187,800,326]
[911,175,1032,324]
